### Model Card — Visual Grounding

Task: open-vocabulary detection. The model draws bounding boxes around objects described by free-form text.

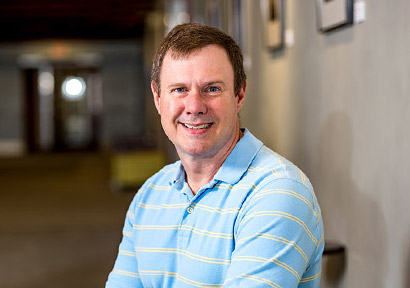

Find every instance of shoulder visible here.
[251,145,313,192]
[239,145,321,224]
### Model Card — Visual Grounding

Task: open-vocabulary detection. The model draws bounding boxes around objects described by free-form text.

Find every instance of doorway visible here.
[24,65,102,152]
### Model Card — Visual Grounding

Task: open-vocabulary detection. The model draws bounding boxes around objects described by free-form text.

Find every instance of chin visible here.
[177,144,214,158]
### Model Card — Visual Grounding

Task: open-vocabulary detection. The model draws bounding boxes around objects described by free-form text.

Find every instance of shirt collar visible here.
[169,129,263,186]
[213,128,263,184]
[169,161,185,186]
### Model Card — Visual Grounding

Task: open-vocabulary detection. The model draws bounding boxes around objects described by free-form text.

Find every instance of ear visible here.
[151,81,161,115]
[236,81,246,113]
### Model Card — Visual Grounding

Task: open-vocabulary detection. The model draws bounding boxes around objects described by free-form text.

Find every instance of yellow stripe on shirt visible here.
[248,166,284,178]
[240,211,319,246]
[254,189,319,219]
[300,270,321,283]
[226,274,282,288]
[133,224,234,239]
[135,247,231,265]
[236,233,309,264]
[232,255,300,280]
[138,202,189,209]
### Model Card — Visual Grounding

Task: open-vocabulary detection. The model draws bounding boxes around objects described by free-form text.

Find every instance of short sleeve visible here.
[223,178,324,288]
[106,194,144,288]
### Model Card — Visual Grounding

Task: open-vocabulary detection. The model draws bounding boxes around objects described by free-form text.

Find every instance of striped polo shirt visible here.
[106,129,324,288]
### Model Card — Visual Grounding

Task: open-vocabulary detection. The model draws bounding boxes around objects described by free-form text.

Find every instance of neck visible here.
[179,128,243,195]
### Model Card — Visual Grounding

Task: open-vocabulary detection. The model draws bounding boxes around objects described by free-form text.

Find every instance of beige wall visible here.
[241,1,410,287]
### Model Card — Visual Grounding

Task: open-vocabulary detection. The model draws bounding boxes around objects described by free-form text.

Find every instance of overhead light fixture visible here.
[62,76,86,101]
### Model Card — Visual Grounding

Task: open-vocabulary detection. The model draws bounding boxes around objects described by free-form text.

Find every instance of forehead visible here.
[160,45,234,79]
[167,44,228,61]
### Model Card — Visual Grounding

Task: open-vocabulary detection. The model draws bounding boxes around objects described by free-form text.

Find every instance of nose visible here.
[184,89,207,115]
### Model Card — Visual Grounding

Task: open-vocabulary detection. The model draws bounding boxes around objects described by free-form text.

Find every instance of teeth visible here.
[183,123,211,129]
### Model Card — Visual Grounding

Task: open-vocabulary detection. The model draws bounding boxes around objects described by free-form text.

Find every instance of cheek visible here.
[217,99,237,116]
[161,99,183,120]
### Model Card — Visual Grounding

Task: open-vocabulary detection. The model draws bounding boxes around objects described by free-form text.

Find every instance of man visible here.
[106,23,324,288]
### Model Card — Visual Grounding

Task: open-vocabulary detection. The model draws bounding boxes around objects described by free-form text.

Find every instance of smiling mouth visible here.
[182,123,212,129]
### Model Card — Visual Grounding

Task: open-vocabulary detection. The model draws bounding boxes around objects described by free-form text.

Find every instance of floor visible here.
[0,153,135,288]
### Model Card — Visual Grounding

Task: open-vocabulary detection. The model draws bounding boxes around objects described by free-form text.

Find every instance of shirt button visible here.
[187,207,194,214]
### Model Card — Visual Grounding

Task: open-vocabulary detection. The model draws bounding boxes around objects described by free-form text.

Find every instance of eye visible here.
[204,86,221,94]
[172,87,186,93]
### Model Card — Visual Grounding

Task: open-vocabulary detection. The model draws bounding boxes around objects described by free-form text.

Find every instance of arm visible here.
[223,179,324,288]
[106,195,144,288]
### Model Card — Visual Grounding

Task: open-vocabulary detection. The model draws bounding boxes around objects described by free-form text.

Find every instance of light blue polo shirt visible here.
[106,129,324,288]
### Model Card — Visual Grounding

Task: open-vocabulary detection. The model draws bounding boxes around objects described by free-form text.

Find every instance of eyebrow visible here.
[204,81,225,86]
[166,83,187,90]
[166,81,226,90]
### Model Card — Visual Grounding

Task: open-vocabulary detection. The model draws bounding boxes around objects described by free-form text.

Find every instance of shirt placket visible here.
[177,183,195,252]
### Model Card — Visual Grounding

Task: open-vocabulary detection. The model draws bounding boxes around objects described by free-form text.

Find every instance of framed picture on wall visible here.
[261,0,285,51]
[316,0,353,32]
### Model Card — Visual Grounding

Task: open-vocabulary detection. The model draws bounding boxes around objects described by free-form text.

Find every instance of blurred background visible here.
[0,1,409,287]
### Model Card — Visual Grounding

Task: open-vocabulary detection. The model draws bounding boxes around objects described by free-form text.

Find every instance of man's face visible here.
[152,44,245,160]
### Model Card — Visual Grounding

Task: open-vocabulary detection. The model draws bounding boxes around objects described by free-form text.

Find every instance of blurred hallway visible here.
[1,1,410,287]
[0,153,134,288]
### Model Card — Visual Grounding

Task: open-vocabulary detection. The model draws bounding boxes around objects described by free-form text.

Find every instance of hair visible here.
[151,23,246,95]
